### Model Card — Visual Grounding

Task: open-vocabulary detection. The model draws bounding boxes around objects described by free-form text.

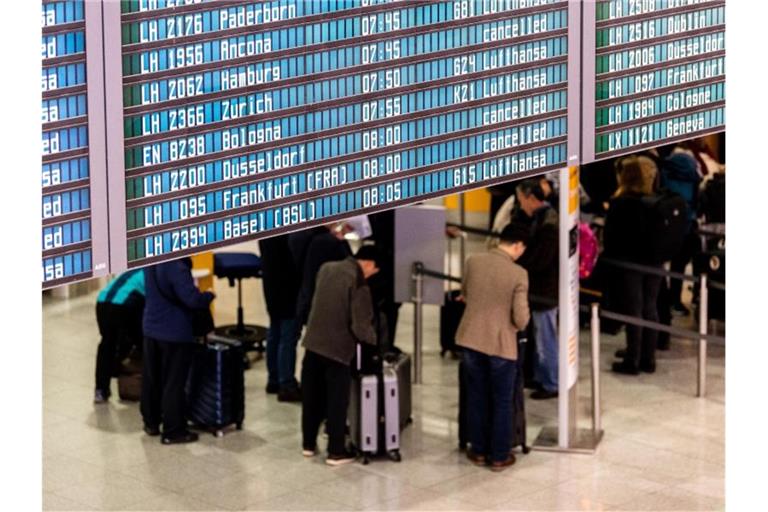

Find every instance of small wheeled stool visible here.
[213,253,268,364]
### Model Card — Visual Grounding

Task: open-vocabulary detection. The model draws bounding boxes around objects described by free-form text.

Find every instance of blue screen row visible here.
[127,141,566,261]
[43,249,91,282]
[598,6,724,48]
[42,157,90,188]
[42,94,88,124]
[42,63,87,93]
[596,55,724,101]
[124,9,567,76]
[42,31,85,60]
[43,219,91,251]
[43,126,89,156]
[42,1,84,28]
[599,31,725,76]
[125,0,564,44]
[42,188,90,219]
[597,0,720,21]
[596,82,724,127]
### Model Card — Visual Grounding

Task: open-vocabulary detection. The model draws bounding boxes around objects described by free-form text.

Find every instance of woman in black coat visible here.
[603,155,662,375]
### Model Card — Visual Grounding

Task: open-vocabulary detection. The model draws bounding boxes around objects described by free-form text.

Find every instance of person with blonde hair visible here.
[604,155,663,375]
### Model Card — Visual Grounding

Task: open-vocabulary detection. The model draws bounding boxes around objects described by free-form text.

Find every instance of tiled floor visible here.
[42,215,725,511]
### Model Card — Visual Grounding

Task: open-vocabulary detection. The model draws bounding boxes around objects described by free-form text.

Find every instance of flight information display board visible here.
[41,1,110,288]
[582,0,725,162]
[112,0,578,268]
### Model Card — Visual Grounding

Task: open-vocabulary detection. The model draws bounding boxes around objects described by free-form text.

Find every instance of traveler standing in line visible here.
[659,147,702,315]
[366,210,401,351]
[604,155,663,375]
[456,223,530,472]
[300,246,380,466]
[515,179,560,400]
[94,270,145,403]
[291,222,352,326]
[259,234,302,402]
[141,258,215,444]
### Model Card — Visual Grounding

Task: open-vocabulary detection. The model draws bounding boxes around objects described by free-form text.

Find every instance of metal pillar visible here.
[698,274,709,397]
[412,262,424,384]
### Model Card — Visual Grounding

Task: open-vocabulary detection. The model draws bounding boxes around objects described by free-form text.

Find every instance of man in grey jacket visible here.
[456,222,530,471]
[300,245,380,466]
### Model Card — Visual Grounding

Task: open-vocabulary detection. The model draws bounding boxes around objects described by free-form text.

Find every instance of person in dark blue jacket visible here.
[660,149,702,315]
[141,258,215,444]
[94,270,145,403]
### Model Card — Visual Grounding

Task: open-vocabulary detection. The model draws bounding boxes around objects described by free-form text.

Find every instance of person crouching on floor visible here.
[456,222,531,472]
[300,245,380,466]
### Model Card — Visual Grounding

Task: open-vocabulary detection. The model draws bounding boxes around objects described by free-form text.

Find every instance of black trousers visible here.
[140,337,195,438]
[617,271,663,369]
[95,302,142,393]
[301,350,351,455]
[656,277,672,349]
[670,230,699,304]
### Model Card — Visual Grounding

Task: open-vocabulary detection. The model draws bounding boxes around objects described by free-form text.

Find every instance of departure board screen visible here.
[117,0,575,267]
[42,0,95,287]
[583,0,725,162]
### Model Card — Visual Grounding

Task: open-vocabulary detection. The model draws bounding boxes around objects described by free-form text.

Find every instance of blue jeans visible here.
[462,348,517,463]
[266,316,300,390]
[532,308,558,392]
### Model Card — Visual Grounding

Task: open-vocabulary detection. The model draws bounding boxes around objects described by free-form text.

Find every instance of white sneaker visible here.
[302,448,316,457]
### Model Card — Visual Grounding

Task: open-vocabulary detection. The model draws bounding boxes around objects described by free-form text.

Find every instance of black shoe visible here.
[143,424,161,436]
[530,389,558,400]
[161,431,199,445]
[93,389,110,404]
[524,381,543,391]
[326,450,357,466]
[671,303,690,316]
[640,362,656,374]
[612,362,639,375]
[278,387,302,402]
[265,382,279,394]
[614,349,627,359]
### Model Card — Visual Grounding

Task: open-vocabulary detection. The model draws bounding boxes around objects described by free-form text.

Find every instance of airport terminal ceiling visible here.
[41,0,725,288]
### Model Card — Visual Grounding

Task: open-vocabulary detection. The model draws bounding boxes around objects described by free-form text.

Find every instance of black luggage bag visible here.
[458,338,529,454]
[186,335,245,436]
[440,290,465,357]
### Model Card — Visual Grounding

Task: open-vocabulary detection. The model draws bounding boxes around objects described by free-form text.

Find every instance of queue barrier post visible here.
[698,274,709,398]
[590,303,603,435]
[412,262,425,385]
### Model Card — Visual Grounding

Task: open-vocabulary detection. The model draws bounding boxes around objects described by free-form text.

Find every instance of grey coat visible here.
[302,257,377,365]
[456,249,530,361]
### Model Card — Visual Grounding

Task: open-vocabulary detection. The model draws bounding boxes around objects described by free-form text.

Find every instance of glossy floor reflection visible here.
[43,223,725,511]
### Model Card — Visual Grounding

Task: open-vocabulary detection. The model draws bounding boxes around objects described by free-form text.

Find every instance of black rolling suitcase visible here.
[186,334,245,436]
[440,290,465,357]
[458,339,529,455]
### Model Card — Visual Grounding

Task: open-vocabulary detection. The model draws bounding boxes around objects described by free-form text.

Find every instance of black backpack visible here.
[642,190,689,264]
